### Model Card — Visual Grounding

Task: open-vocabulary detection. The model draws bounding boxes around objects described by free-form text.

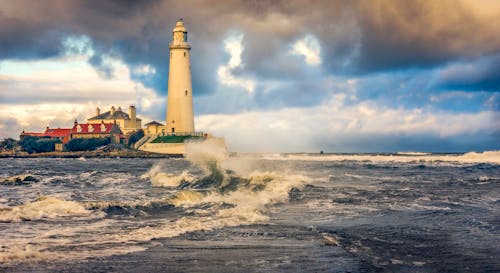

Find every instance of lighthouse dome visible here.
[173,19,187,32]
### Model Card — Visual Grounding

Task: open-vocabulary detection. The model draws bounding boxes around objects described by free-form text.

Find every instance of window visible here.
[76,125,82,133]
[184,52,186,57]
[185,90,188,96]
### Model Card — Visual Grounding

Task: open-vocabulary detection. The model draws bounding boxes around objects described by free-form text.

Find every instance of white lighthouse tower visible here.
[138,19,226,155]
[166,19,195,134]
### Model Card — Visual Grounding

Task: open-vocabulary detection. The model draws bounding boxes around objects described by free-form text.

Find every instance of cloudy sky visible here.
[0,0,499,152]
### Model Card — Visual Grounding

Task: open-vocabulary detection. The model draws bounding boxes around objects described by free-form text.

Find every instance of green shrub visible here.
[19,136,60,153]
[0,138,18,150]
[66,137,110,151]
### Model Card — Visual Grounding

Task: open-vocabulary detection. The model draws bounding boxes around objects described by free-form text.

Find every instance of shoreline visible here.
[0,150,180,158]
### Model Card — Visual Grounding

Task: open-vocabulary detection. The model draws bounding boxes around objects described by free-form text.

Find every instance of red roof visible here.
[71,123,116,134]
[21,128,72,143]
[20,132,46,137]
[44,128,71,138]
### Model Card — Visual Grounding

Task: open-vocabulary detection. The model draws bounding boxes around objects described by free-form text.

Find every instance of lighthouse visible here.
[138,20,227,155]
[166,19,195,134]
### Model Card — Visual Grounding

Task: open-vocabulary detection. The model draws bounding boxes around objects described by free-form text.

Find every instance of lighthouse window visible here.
[185,90,188,96]
[183,32,187,42]
[184,52,186,57]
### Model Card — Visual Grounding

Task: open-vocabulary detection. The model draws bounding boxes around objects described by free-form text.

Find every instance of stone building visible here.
[20,127,72,144]
[70,121,123,144]
[88,105,142,134]
[144,121,165,135]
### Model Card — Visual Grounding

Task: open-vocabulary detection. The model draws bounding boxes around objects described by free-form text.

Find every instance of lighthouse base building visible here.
[136,19,226,155]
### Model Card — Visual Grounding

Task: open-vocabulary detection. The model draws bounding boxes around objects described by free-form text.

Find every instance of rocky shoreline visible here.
[0,150,178,158]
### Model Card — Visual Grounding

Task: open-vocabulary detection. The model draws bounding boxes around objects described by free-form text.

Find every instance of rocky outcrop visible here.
[1,174,39,185]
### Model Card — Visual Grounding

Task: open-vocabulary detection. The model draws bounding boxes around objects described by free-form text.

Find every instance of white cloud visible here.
[290,34,322,66]
[0,46,164,138]
[61,35,95,57]
[196,93,497,152]
[132,64,157,76]
[217,33,255,94]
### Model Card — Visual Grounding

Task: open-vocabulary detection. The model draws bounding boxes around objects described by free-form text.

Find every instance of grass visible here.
[151,135,202,143]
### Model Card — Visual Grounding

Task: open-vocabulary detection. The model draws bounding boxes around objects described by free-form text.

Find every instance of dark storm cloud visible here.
[434,55,500,92]
[0,11,63,59]
[1,0,500,96]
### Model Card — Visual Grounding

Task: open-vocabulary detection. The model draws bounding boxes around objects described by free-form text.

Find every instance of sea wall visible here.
[140,143,186,155]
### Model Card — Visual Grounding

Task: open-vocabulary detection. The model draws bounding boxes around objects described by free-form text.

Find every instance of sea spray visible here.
[185,138,228,172]
[128,171,310,242]
[129,139,311,242]
[141,161,196,187]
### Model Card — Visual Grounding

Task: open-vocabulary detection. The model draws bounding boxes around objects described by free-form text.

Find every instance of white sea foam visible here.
[153,171,195,188]
[0,245,50,264]
[0,196,101,222]
[0,140,311,264]
[128,171,309,242]
[396,152,432,156]
[141,162,196,187]
[79,170,98,179]
[478,175,496,182]
[256,150,500,165]
[122,141,310,243]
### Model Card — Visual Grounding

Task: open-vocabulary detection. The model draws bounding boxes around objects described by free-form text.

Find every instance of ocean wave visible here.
[396,152,432,156]
[0,174,39,185]
[125,171,309,242]
[0,245,49,264]
[0,140,312,264]
[256,150,500,165]
[0,196,102,222]
[83,198,174,213]
[124,142,311,243]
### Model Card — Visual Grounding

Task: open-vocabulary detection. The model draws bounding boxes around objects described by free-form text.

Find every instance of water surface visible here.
[1,151,499,272]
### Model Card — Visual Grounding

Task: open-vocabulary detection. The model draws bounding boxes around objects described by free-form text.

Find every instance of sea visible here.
[1,143,499,272]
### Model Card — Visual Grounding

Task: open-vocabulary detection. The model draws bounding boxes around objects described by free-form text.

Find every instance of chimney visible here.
[129,105,137,127]
[96,107,100,116]
[74,119,78,126]
[110,106,116,116]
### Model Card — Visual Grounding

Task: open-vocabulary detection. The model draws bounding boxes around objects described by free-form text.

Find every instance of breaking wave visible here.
[1,139,310,264]
[129,140,310,241]
[128,170,309,242]
[256,150,500,165]
[141,163,195,187]
[0,196,101,222]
